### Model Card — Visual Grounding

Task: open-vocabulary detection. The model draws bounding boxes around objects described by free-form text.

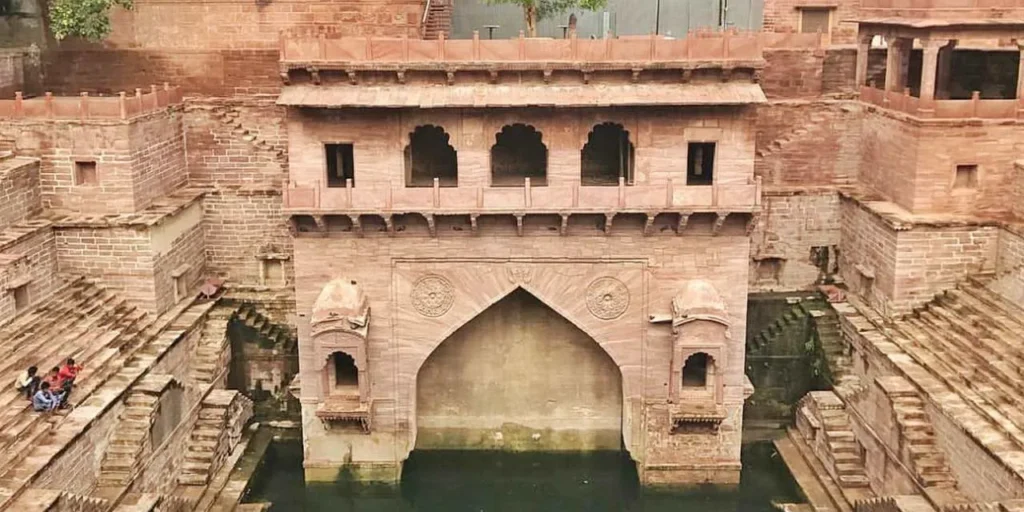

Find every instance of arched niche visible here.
[490,124,548,187]
[669,280,730,405]
[581,122,635,186]
[405,125,458,188]
[311,278,370,405]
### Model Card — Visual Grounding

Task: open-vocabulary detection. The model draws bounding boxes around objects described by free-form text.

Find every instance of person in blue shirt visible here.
[32,381,63,413]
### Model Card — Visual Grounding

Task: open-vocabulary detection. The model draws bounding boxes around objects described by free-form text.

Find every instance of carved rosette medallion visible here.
[411,275,455,318]
[586,277,630,320]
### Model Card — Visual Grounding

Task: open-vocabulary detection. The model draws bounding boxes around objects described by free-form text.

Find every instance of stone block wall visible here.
[762,0,859,44]
[287,107,756,189]
[989,227,1024,304]
[0,110,187,215]
[39,0,420,95]
[761,50,825,99]
[202,191,290,285]
[840,196,999,317]
[755,101,862,187]
[55,225,156,310]
[0,227,59,323]
[839,198,899,315]
[128,112,188,212]
[55,203,206,315]
[0,157,42,229]
[750,189,840,291]
[150,202,206,313]
[860,110,1021,216]
[183,99,286,188]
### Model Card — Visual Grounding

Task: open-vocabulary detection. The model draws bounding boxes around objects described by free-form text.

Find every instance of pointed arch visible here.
[405,125,458,187]
[581,122,635,186]
[491,124,548,187]
[415,288,623,451]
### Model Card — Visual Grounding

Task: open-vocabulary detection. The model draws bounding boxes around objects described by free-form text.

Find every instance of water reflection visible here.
[245,440,803,511]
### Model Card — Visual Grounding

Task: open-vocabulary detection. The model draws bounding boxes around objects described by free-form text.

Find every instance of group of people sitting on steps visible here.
[13,358,82,412]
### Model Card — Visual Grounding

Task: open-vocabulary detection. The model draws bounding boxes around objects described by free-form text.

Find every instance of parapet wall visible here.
[0,87,187,216]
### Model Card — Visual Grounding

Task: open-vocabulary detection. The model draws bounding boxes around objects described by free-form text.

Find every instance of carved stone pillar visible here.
[919,39,945,103]
[1016,40,1024,101]
[935,40,957,100]
[885,37,911,92]
[855,31,873,88]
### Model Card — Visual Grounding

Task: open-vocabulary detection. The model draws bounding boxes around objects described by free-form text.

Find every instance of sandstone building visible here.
[0,0,1023,510]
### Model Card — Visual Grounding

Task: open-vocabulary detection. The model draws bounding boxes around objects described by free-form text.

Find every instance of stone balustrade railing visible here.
[861,86,1024,119]
[0,84,183,121]
[860,0,1024,19]
[283,178,761,214]
[279,31,766,67]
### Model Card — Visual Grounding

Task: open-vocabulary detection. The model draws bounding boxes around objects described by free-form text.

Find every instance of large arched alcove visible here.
[405,125,458,187]
[490,124,548,187]
[415,288,622,451]
[581,123,635,186]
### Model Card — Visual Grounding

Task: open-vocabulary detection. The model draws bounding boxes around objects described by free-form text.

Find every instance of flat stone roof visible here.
[278,82,767,109]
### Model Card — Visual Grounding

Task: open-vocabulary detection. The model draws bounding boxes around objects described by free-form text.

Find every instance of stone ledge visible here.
[47,188,206,229]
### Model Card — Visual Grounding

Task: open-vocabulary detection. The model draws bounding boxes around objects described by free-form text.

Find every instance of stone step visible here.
[838,474,870,488]
[177,473,209,486]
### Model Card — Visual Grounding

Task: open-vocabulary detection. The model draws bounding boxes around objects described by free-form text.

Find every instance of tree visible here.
[485,0,608,38]
[48,0,133,41]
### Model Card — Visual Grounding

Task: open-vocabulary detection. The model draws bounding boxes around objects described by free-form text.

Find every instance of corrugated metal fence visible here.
[451,0,764,39]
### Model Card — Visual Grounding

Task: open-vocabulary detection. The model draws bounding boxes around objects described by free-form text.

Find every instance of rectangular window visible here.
[74,161,98,186]
[800,8,832,35]
[954,164,978,189]
[686,142,716,186]
[325,144,355,188]
[12,285,29,313]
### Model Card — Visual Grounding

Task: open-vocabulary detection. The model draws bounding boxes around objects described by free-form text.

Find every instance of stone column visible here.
[918,40,944,102]
[935,40,957,100]
[1016,39,1024,100]
[884,37,910,92]
[855,31,873,88]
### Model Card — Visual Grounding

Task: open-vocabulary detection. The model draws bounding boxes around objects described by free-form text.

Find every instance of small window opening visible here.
[491,124,548,187]
[405,125,458,187]
[333,352,359,392]
[686,143,715,186]
[682,353,710,388]
[581,123,635,186]
[954,164,978,189]
[755,257,785,285]
[74,161,98,186]
[799,8,832,35]
[325,144,355,188]
[12,285,29,313]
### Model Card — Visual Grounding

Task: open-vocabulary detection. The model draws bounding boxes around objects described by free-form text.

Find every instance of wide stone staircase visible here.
[0,278,153,481]
[882,275,1024,452]
[178,390,254,487]
[0,280,218,509]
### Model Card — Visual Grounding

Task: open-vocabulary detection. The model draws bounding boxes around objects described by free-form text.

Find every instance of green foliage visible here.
[485,0,608,22]
[48,0,133,41]
[484,0,608,36]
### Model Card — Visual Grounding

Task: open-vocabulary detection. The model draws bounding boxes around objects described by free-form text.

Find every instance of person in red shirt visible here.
[58,358,81,384]
[43,367,62,390]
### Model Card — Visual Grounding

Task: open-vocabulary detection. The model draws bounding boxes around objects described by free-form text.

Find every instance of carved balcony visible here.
[316,395,371,432]
[285,178,762,237]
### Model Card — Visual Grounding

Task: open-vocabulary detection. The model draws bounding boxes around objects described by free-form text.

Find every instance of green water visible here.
[244,440,804,511]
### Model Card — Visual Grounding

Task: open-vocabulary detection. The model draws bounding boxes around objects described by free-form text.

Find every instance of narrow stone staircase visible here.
[178,390,254,486]
[796,391,873,502]
[209,105,287,169]
[95,375,177,490]
[192,309,233,385]
[12,489,110,512]
[422,0,452,40]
